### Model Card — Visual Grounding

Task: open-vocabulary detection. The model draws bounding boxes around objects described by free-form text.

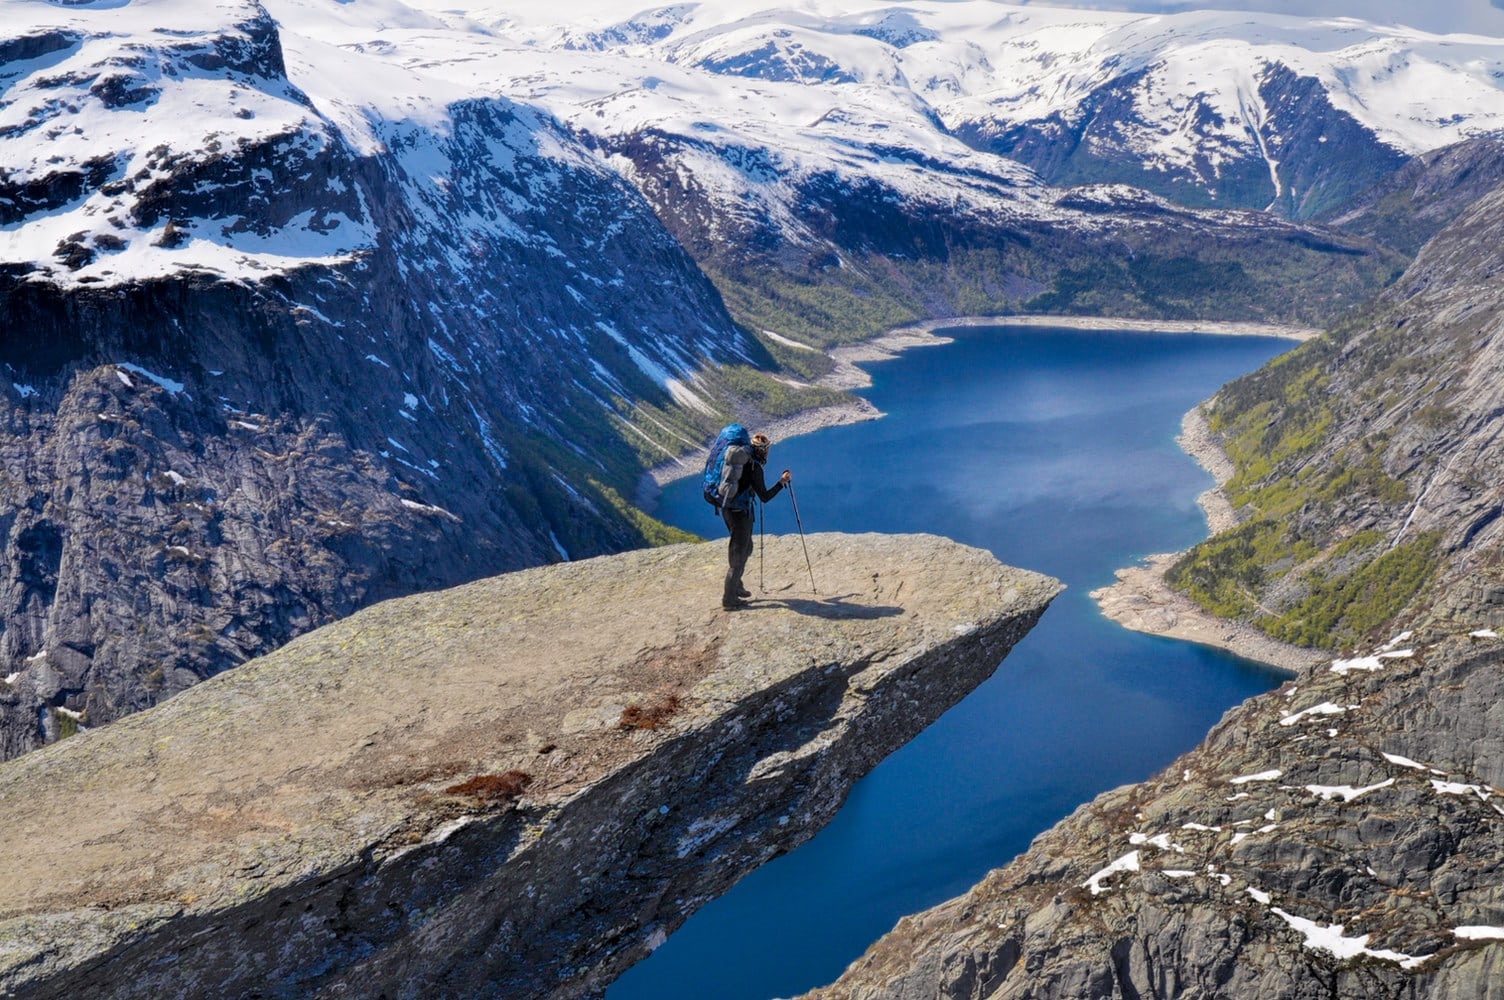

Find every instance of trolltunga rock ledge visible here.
[0,532,1059,1000]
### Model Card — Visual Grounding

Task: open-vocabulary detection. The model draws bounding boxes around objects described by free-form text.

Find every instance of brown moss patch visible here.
[619,637,721,690]
[618,693,682,731]
[445,769,533,801]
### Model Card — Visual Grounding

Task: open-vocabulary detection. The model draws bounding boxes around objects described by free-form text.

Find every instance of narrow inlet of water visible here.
[610,326,1294,999]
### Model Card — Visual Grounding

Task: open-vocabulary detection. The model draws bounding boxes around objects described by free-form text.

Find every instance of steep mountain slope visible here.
[0,0,778,758]
[1326,136,1504,255]
[1168,175,1504,650]
[947,13,1430,218]
[801,147,1504,1000]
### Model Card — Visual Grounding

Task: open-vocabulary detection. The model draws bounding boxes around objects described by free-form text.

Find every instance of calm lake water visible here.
[611,326,1293,999]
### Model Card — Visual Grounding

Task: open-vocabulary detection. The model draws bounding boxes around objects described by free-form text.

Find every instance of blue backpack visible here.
[702,423,751,511]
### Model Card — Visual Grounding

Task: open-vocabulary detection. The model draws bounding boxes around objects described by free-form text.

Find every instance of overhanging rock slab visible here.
[0,532,1059,999]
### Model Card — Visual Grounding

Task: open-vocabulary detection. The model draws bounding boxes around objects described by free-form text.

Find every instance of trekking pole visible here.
[787,483,817,594]
[758,497,764,592]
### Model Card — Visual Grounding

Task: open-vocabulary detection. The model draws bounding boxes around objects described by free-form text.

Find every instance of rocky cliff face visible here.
[0,1,775,759]
[799,152,1504,1000]
[805,629,1504,1000]
[0,533,1060,999]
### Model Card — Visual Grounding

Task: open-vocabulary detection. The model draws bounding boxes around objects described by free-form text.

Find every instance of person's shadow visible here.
[753,591,903,620]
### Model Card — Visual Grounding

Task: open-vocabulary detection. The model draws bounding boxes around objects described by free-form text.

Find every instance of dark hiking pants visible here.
[722,505,753,606]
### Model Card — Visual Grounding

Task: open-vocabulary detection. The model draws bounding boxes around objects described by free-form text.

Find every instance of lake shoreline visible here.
[640,313,1328,674]
[639,314,1319,498]
[1089,406,1326,677]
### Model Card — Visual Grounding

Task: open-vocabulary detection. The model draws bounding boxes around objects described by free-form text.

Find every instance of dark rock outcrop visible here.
[0,533,1060,999]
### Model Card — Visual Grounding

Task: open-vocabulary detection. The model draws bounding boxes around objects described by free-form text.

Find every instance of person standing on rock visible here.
[718,432,790,610]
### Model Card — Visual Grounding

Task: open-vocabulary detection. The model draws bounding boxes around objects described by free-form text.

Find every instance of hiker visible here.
[711,430,790,610]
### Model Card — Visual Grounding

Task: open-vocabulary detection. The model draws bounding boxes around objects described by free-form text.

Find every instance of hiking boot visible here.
[737,588,751,598]
[722,596,748,611]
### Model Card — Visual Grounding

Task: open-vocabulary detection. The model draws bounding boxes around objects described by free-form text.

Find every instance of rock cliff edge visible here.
[0,533,1059,999]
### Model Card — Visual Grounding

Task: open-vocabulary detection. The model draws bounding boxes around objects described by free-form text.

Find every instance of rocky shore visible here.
[1091,406,1326,675]
[1090,551,1323,675]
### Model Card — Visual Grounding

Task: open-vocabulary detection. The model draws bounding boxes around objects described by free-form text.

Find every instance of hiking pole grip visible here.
[788,482,817,594]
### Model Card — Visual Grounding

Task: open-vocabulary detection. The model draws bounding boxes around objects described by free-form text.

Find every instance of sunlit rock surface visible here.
[0,533,1058,1000]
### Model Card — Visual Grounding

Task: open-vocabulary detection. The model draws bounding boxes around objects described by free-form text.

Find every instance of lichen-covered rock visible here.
[0,533,1059,1000]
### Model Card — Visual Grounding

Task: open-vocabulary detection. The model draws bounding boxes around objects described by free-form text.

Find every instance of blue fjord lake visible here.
[611,326,1293,999]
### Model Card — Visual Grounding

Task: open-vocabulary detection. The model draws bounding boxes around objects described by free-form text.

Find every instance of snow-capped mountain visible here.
[0,0,1495,758]
[292,0,1497,337]
[449,1,1504,218]
[0,0,768,757]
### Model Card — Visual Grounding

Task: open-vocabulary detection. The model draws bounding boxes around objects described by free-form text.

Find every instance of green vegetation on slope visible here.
[604,364,851,476]
[49,707,80,741]
[591,480,702,547]
[1262,532,1442,648]
[1027,255,1261,319]
[1166,519,1309,619]
[707,263,926,349]
[1167,526,1441,651]
[1165,303,1448,650]
[713,365,851,417]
